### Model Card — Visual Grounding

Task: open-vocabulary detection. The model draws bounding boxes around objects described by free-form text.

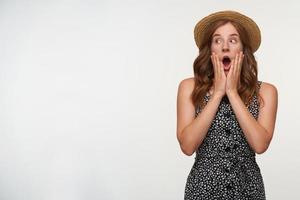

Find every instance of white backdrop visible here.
[0,0,299,199]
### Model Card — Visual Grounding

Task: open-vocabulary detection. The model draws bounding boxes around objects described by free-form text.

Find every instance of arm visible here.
[227,82,278,154]
[176,78,223,156]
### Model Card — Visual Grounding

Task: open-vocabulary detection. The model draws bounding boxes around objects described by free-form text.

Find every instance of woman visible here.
[176,10,278,199]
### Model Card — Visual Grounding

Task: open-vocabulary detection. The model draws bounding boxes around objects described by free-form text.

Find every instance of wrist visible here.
[226,90,239,98]
[211,92,224,101]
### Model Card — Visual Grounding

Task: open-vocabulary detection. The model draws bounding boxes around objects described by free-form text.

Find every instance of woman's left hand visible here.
[226,51,244,96]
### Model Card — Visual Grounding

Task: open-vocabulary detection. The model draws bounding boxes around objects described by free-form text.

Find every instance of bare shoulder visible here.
[259,81,278,110]
[178,77,195,95]
[259,81,278,98]
[177,77,195,117]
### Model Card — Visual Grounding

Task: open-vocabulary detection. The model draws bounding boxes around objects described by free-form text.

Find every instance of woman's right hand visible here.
[210,52,226,98]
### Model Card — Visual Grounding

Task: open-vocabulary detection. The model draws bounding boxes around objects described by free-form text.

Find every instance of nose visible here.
[222,41,229,52]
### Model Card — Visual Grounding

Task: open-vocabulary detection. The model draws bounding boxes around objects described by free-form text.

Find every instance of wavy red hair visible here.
[192,20,263,110]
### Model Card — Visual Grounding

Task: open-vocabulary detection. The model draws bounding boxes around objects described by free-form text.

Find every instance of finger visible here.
[229,57,235,78]
[220,59,226,78]
[238,52,244,74]
[216,55,222,77]
[233,53,239,75]
[237,52,243,85]
[235,52,240,75]
[211,53,217,77]
[238,52,243,83]
[235,52,241,80]
[220,64,226,78]
[214,53,220,78]
[227,59,233,78]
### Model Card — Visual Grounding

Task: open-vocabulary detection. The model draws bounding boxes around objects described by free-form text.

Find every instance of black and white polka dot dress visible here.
[184,81,266,200]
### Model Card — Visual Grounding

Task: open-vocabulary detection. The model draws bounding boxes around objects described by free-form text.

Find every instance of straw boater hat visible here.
[194,10,261,53]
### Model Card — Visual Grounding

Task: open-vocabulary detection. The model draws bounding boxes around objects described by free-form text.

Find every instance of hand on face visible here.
[210,52,226,97]
[226,51,244,95]
[210,51,244,97]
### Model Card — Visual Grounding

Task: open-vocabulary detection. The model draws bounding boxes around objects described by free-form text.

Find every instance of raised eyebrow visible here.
[212,33,239,38]
[212,34,221,38]
[230,33,239,37]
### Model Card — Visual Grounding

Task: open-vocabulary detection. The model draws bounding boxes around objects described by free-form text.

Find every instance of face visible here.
[210,22,243,75]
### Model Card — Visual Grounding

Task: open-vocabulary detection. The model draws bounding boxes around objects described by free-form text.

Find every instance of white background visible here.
[0,0,299,199]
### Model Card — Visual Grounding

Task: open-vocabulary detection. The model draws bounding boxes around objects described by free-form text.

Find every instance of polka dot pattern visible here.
[184,81,266,200]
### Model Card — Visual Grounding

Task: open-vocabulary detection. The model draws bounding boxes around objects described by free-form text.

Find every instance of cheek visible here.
[232,45,243,53]
[210,44,219,52]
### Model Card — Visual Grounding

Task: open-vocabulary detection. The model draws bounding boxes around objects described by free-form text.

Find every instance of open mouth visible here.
[222,56,231,71]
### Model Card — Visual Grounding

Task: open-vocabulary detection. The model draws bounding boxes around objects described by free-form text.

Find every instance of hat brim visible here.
[194,10,261,53]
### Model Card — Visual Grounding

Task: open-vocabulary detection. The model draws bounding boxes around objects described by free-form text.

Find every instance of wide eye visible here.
[230,38,237,43]
[214,38,221,44]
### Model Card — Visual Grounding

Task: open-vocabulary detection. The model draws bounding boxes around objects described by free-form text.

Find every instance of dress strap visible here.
[195,104,200,118]
[258,80,263,90]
